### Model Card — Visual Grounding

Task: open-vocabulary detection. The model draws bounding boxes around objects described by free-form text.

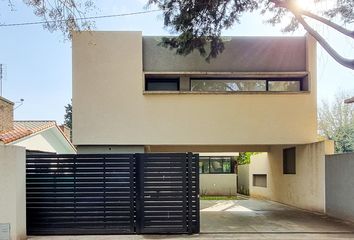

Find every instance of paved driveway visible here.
[29,198,354,240]
[200,198,354,234]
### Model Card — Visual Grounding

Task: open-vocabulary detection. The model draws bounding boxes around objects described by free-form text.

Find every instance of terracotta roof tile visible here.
[0,121,56,144]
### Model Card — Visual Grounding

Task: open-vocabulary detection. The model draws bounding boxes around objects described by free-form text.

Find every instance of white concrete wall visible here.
[326,153,354,222]
[249,141,334,212]
[237,164,250,195]
[200,174,237,196]
[0,145,26,240]
[12,127,76,154]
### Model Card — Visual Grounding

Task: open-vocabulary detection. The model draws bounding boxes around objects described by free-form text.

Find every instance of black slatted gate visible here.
[136,153,199,234]
[26,153,199,235]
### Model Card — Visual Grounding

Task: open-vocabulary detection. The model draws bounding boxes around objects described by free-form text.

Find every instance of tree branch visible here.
[298,9,354,39]
[295,13,354,70]
[269,0,354,70]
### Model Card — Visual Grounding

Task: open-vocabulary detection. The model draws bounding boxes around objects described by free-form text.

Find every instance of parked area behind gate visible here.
[28,198,354,239]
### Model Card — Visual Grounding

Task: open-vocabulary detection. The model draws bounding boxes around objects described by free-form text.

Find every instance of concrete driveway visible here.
[29,198,354,240]
[200,198,354,234]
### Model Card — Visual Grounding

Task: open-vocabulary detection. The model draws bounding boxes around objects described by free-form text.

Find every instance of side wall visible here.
[237,164,250,195]
[249,141,334,212]
[0,145,26,240]
[200,174,237,196]
[326,153,354,222]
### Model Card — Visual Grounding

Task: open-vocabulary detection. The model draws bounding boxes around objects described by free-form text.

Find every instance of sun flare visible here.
[295,0,317,11]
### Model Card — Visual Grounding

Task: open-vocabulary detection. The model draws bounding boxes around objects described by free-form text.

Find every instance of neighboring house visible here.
[0,96,76,154]
[72,31,333,209]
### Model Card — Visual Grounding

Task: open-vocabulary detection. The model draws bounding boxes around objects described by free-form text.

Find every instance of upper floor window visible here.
[144,74,307,93]
[145,78,179,91]
[191,78,303,92]
[191,79,266,92]
[268,80,301,92]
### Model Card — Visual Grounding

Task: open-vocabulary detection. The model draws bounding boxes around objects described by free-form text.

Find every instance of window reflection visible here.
[199,156,235,174]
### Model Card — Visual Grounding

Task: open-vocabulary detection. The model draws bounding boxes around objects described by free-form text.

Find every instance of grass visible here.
[200,195,238,200]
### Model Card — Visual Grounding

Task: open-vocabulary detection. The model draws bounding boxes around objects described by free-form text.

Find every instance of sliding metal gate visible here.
[26,153,199,235]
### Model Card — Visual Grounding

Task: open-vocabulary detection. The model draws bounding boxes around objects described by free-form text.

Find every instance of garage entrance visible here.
[26,153,199,235]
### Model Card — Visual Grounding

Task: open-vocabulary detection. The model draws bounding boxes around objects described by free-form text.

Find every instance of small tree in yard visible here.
[64,101,72,141]
[318,92,354,153]
[237,152,257,165]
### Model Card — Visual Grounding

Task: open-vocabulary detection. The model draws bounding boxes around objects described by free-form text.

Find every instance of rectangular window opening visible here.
[268,79,301,92]
[145,78,180,91]
[283,147,296,174]
[199,156,234,174]
[191,79,266,92]
[253,174,267,187]
[190,77,305,92]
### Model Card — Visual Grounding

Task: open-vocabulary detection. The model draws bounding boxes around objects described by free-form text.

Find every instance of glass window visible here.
[210,159,223,173]
[268,81,301,92]
[199,159,210,174]
[223,160,231,173]
[191,79,266,92]
[199,156,235,174]
[146,78,179,91]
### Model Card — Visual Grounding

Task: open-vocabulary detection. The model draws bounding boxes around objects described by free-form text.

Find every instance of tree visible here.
[237,152,257,165]
[64,101,72,130]
[3,0,95,38]
[318,92,354,153]
[147,0,354,70]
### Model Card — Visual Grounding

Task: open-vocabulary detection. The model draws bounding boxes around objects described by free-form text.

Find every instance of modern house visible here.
[0,96,76,154]
[72,31,333,210]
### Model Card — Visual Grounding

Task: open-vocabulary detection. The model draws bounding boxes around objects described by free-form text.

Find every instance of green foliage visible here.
[237,152,257,165]
[64,100,72,130]
[4,0,95,39]
[325,0,354,23]
[148,0,258,61]
[147,0,354,64]
[318,92,354,153]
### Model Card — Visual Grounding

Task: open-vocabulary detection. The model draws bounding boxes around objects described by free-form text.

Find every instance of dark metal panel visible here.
[26,153,200,235]
[26,154,136,235]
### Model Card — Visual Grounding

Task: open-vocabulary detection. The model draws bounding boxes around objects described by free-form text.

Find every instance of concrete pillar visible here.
[0,145,26,240]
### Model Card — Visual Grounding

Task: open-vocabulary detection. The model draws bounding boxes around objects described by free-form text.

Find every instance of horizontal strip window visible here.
[199,156,235,174]
[190,78,303,92]
[146,78,180,91]
[268,81,301,92]
[191,79,266,92]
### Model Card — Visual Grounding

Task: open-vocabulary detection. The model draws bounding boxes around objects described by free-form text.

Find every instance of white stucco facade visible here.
[249,141,334,212]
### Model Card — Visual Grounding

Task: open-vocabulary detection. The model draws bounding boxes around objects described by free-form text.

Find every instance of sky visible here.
[0,0,354,124]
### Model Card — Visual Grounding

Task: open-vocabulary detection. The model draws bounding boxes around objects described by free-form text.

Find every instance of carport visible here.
[200,198,354,234]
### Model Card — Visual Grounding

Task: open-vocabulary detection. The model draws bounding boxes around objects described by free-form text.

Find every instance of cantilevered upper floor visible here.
[72,31,317,150]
